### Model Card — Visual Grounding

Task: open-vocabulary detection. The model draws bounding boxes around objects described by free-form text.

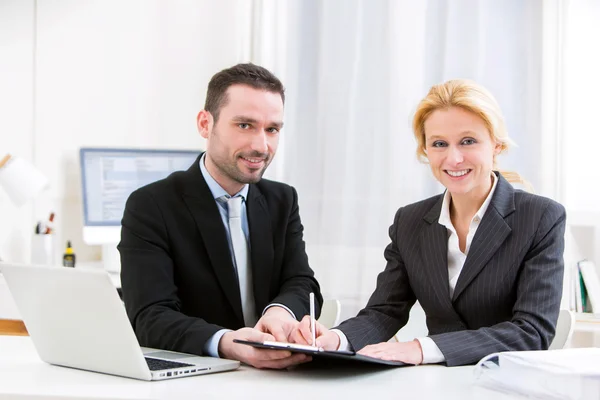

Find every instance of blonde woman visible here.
[290,80,566,366]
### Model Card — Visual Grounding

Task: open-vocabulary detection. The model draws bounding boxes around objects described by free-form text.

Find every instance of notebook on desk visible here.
[234,339,408,367]
[0,263,240,381]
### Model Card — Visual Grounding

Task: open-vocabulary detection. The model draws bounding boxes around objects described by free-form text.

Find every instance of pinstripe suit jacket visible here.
[337,173,566,366]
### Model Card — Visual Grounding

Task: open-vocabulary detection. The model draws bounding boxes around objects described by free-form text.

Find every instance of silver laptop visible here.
[0,263,240,381]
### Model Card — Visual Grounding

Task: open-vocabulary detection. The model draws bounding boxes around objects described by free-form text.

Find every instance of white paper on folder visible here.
[474,348,600,399]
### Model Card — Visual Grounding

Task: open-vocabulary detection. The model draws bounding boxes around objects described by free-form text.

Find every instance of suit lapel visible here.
[246,185,274,312]
[451,173,515,301]
[181,155,244,324]
[420,196,457,315]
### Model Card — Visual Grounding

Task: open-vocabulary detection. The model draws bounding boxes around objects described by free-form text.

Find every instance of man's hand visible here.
[254,306,299,342]
[288,315,341,351]
[357,340,423,365]
[218,328,311,369]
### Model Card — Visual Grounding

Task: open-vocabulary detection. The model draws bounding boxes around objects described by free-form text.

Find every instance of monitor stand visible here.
[102,244,121,273]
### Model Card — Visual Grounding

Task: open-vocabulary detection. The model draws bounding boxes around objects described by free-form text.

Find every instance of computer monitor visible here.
[79,148,199,272]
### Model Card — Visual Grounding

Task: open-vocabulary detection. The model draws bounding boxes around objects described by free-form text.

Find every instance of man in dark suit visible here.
[118,63,322,369]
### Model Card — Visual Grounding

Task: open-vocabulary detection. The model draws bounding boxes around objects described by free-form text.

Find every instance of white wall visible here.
[0,0,249,264]
[2,0,592,324]
[0,0,36,263]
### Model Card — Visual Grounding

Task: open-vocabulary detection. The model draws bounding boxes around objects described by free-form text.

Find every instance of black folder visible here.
[233,339,408,367]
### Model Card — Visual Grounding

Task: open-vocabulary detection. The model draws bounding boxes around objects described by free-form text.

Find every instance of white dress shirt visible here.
[334,173,499,364]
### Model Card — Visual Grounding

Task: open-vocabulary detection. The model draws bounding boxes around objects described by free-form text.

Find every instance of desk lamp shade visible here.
[0,154,48,206]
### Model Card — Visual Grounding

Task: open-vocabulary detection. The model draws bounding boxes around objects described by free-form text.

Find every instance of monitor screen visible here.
[80,148,199,228]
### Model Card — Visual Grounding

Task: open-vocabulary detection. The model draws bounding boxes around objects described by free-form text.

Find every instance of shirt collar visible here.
[438,172,499,230]
[199,153,249,201]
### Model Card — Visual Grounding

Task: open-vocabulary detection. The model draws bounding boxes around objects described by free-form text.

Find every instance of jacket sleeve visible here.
[430,201,566,366]
[268,187,323,319]
[336,207,417,350]
[118,188,224,356]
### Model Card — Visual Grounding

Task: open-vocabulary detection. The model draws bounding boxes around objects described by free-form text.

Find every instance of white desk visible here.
[0,337,513,400]
[77,262,121,288]
[0,273,19,319]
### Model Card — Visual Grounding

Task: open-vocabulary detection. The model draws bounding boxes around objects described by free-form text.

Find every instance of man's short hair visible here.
[204,63,285,122]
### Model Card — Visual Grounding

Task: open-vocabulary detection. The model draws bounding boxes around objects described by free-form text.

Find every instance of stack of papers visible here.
[474,348,600,399]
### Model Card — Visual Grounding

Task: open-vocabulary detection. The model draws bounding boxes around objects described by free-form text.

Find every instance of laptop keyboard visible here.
[145,357,195,371]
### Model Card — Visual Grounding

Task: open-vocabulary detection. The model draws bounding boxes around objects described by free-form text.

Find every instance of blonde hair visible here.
[412,79,532,191]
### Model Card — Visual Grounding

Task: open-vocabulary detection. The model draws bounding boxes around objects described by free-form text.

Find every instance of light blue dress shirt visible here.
[199,154,295,357]
[200,155,251,260]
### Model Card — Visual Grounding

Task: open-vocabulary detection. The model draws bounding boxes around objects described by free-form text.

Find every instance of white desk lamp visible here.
[0,154,48,207]
[0,154,49,262]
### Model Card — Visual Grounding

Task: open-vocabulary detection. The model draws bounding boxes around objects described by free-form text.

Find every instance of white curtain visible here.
[561,0,600,213]
[557,0,600,310]
[252,0,550,319]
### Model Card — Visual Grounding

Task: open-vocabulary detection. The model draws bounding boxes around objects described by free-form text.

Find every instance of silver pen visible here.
[309,292,316,347]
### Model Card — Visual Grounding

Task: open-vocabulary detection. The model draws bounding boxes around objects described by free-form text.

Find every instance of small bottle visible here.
[63,240,76,268]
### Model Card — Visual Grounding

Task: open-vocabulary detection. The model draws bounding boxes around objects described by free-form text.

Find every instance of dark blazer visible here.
[118,153,322,356]
[337,173,566,366]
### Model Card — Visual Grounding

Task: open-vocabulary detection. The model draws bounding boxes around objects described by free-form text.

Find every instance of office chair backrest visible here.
[549,309,575,350]
[318,299,341,329]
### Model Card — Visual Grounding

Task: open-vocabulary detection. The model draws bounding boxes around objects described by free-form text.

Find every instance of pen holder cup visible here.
[31,234,56,266]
